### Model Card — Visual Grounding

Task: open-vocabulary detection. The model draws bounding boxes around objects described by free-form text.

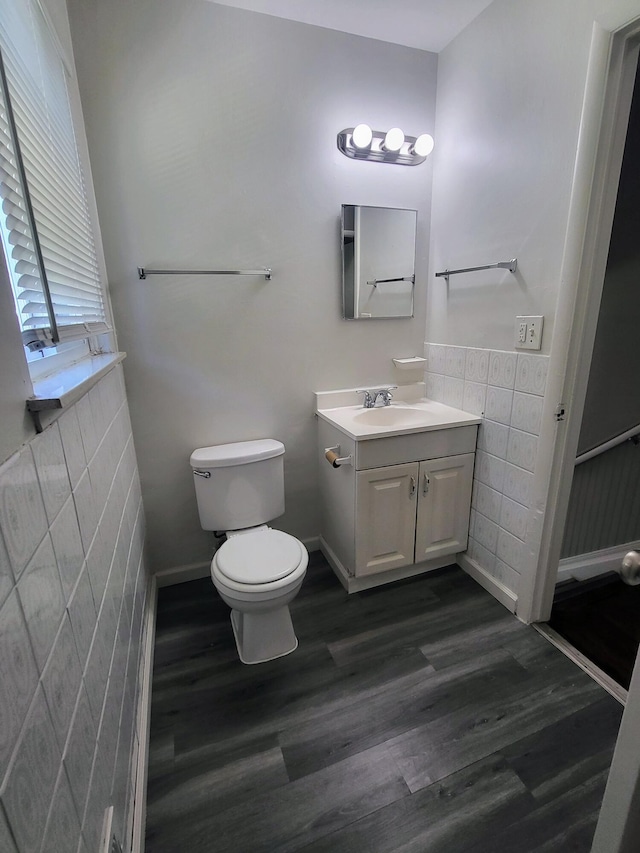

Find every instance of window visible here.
[0,0,110,361]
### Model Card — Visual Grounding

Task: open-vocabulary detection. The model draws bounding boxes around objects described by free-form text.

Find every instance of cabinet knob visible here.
[410,476,416,497]
[423,473,430,496]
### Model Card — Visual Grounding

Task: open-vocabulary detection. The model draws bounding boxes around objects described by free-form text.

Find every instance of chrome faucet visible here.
[356,386,398,408]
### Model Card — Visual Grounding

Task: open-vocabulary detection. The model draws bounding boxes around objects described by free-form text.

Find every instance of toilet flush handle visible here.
[193,470,211,478]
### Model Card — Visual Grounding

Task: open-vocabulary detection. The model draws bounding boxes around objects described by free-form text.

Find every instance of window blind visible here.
[0,0,109,350]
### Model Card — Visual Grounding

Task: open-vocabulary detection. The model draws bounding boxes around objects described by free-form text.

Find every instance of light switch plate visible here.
[515,315,543,350]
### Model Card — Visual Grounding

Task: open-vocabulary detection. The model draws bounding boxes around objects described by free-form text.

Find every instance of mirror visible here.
[341,204,417,319]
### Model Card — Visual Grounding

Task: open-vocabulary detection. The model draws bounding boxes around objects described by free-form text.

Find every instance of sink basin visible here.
[315,383,482,440]
[353,406,433,427]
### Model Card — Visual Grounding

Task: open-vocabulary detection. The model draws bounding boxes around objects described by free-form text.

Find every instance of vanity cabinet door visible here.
[355,462,418,576]
[414,454,474,563]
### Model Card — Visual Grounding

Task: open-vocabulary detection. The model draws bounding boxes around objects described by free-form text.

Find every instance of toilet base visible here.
[230,607,298,665]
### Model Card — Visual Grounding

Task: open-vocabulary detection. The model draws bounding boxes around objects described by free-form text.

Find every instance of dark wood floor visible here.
[145,554,623,853]
[550,574,640,690]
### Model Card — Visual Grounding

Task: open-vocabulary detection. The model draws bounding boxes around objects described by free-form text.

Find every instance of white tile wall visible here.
[50,496,85,599]
[63,685,96,824]
[445,346,466,379]
[2,685,60,851]
[0,365,148,853]
[42,764,82,853]
[499,496,529,541]
[503,462,534,507]
[0,803,17,852]
[443,376,464,409]
[464,348,489,383]
[475,450,506,493]
[472,482,502,524]
[17,535,66,669]
[0,447,48,578]
[484,386,514,425]
[426,343,549,598]
[41,613,83,750]
[31,423,72,525]
[0,590,40,773]
[510,392,543,435]
[0,530,13,612]
[477,419,509,460]
[425,372,444,402]
[506,428,538,473]
[515,353,549,395]
[488,350,517,389]
[462,381,486,416]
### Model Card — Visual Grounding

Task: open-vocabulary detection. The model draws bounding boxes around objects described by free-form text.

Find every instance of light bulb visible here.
[383,127,405,152]
[411,133,434,157]
[351,124,373,149]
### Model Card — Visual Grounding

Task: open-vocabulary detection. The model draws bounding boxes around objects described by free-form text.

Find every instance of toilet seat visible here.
[215,528,306,586]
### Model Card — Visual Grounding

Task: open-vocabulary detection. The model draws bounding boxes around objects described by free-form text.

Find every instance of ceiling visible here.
[209,0,495,53]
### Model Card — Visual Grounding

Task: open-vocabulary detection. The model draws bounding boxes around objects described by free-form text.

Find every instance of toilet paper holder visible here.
[324,445,353,468]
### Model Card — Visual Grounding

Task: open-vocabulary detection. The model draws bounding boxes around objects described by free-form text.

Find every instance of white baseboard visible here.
[557,540,640,585]
[131,575,157,853]
[456,553,518,614]
[155,561,210,587]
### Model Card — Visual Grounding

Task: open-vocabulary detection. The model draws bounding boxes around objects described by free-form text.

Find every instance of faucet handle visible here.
[376,387,397,405]
[356,389,375,408]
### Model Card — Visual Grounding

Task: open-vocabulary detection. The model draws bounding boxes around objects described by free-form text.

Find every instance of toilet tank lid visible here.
[190,439,284,469]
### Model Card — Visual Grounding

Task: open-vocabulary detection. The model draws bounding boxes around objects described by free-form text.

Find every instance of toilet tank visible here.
[190,439,285,531]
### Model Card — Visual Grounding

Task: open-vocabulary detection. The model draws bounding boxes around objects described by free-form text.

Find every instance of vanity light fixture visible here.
[411,133,435,158]
[337,126,434,166]
[351,123,373,149]
[382,127,405,152]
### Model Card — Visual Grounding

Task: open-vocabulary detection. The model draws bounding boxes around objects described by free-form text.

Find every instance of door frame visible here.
[517,19,640,624]
[591,645,640,851]
[513,19,640,849]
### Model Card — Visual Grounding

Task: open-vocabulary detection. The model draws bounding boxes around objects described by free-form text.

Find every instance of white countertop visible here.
[315,383,481,441]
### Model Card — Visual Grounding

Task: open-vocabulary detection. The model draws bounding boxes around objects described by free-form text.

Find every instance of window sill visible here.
[27,352,126,425]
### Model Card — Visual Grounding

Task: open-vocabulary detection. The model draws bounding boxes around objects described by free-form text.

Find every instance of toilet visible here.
[190,439,308,664]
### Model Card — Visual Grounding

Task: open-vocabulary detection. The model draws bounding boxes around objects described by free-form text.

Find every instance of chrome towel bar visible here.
[435,258,517,281]
[367,275,415,286]
[137,267,272,280]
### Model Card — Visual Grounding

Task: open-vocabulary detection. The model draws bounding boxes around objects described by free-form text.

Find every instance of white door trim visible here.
[509,16,640,851]
[517,19,640,624]
[130,575,158,853]
[592,649,640,852]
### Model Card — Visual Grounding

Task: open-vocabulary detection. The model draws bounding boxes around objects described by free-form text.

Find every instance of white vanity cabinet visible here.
[415,454,475,563]
[317,409,479,592]
[356,454,474,576]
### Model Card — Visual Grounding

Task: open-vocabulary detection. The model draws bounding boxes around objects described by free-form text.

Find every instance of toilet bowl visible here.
[191,438,307,665]
[211,526,308,664]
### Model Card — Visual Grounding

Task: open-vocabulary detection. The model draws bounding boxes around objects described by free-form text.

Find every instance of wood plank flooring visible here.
[145,554,623,853]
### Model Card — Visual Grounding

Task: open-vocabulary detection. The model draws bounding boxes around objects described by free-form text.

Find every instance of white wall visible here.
[427,0,640,607]
[0,3,150,849]
[66,0,438,573]
[427,0,640,354]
